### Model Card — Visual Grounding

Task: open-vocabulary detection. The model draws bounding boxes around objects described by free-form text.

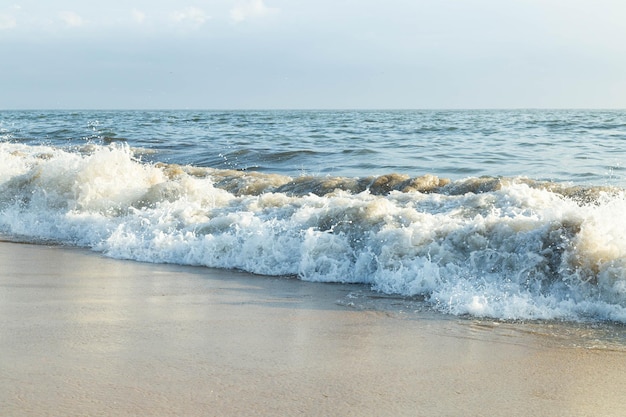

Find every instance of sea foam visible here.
[1,142,625,322]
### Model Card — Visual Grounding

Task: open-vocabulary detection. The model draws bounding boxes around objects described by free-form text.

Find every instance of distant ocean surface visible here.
[1,109,626,323]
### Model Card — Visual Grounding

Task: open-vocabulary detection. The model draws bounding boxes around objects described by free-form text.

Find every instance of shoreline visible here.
[1,242,626,416]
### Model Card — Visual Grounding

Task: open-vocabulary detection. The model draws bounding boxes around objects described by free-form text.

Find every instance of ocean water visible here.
[1,109,626,323]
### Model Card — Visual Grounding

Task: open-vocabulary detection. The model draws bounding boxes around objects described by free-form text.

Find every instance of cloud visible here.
[0,13,17,30]
[59,11,84,27]
[171,7,210,25]
[131,9,146,24]
[230,0,278,23]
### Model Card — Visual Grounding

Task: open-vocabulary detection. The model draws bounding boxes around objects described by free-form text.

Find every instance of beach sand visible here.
[1,242,625,417]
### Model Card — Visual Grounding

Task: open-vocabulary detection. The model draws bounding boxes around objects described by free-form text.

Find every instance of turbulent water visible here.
[1,110,626,322]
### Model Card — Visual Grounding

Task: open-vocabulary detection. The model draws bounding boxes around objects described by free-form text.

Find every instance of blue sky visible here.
[1,0,626,109]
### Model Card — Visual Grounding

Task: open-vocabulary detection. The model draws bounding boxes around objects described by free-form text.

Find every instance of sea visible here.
[1,109,626,325]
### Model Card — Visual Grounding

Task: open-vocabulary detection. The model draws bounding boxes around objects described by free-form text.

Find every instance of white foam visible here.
[1,142,626,322]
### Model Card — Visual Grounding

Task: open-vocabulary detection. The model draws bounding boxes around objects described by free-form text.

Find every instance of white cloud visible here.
[0,14,17,30]
[230,0,278,23]
[59,11,84,27]
[131,9,146,24]
[171,7,210,25]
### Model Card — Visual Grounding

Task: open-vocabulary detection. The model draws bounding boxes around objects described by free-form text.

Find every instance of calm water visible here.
[1,109,626,323]
[2,109,625,184]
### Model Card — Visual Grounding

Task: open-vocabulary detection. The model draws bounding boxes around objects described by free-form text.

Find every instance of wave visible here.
[1,142,626,322]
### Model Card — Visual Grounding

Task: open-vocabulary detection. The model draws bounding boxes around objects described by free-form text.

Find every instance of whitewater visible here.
[1,110,625,323]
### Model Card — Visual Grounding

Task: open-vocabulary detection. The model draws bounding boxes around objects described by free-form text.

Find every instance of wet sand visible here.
[1,242,626,417]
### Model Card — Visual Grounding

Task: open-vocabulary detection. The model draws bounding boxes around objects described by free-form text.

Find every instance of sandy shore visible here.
[1,242,626,416]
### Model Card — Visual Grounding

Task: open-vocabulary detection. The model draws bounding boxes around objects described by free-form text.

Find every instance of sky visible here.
[1,0,626,109]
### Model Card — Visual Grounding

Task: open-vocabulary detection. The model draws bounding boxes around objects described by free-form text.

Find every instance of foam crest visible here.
[1,143,625,323]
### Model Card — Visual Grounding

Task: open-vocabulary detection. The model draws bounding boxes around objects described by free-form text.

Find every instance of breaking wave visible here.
[1,142,626,322]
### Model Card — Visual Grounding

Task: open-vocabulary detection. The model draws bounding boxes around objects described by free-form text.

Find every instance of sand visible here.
[1,241,626,417]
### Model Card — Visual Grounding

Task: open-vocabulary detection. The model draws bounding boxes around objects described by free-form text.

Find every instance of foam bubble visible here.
[1,142,626,322]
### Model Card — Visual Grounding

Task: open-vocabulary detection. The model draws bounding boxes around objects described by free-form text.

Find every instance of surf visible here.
[1,142,626,323]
